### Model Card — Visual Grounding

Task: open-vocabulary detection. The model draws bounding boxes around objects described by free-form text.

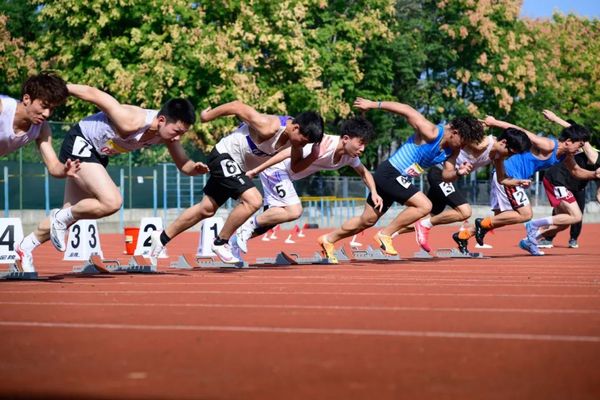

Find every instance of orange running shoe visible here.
[317,235,339,264]
[373,231,398,255]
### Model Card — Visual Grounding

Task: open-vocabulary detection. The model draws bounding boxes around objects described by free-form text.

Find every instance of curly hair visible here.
[340,116,374,143]
[449,116,484,144]
[21,73,68,107]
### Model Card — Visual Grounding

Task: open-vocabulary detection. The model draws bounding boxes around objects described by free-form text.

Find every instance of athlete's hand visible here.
[518,179,532,188]
[200,107,213,123]
[192,162,209,175]
[542,109,558,122]
[353,97,376,112]
[594,167,600,179]
[371,192,384,212]
[64,158,81,177]
[246,168,259,179]
[481,115,498,127]
[457,161,473,176]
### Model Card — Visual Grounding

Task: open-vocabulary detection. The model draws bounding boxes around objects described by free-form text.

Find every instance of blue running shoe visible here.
[519,239,544,256]
[525,222,539,245]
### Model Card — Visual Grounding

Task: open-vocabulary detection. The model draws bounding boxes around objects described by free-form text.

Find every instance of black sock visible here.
[253,224,275,236]
[213,237,228,246]
[160,231,171,246]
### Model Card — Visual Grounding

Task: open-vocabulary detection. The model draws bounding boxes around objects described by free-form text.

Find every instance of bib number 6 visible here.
[220,159,242,177]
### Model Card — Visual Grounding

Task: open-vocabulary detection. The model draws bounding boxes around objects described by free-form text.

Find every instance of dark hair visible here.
[340,117,374,143]
[293,111,324,143]
[21,73,68,106]
[499,128,531,153]
[559,123,590,143]
[158,98,196,125]
[449,116,484,144]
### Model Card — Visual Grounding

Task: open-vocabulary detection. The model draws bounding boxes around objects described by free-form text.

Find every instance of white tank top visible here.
[455,134,496,170]
[215,116,291,170]
[78,110,160,156]
[264,135,362,180]
[0,95,43,156]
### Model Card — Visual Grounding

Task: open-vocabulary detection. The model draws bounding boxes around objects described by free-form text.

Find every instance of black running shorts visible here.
[203,148,256,207]
[366,160,420,213]
[426,167,468,215]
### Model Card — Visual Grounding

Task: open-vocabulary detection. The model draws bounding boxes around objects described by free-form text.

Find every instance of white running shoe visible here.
[229,235,244,262]
[49,208,68,252]
[15,243,35,272]
[149,231,165,266]
[235,219,255,253]
[211,241,241,264]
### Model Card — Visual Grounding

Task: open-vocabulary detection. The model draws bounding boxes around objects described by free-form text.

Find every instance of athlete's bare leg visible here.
[325,203,382,244]
[219,187,263,240]
[164,195,218,239]
[380,191,431,236]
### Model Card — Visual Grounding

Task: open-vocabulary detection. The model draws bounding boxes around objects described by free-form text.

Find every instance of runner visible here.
[18,83,205,271]
[453,114,599,256]
[150,101,324,264]
[232,116,382,255]
[318,97,484,263]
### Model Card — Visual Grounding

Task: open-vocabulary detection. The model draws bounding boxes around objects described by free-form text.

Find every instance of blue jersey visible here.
[504,138,564,179]
[388,124,453,177]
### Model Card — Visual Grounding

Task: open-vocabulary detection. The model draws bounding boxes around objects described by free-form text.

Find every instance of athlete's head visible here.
[559,123,590,154]
[21,73,68,124]
[288,111,324,146]
[496,128,532,157]
[339,116,374,158]
[156,98,196,141]
[447,116,484,149]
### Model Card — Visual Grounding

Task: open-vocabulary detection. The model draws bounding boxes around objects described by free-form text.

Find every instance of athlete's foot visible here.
[149,231,165,266]
[537,238,554,249]
[524,222,539,245]
[414,221,432,253]
[49,208,68,252]
[452,233,469,255]
[519,239,545,256]
[211,242,241,264]
[229,235,245,262]
[373,231,398,256]
[235,219,255,253]
[568,239,579,248]
[317,235,338,264]
[474,218,489,246]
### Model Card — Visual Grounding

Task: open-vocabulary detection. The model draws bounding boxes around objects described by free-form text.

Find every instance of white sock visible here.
[530,216,553,230]
[56,207,76,226]
[420,218,433,229]
[252,216,260,229]
[19,233,41,252]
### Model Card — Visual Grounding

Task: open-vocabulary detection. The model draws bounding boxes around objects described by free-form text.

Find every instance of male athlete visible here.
[18,84,206,270]
[150,101,324,264]
[318,97,484,263]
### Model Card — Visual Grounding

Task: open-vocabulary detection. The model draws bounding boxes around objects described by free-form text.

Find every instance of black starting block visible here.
[435,248,486,258]
[0,263,39,280]
[170,253,248,269]
[73,255,158,274]
[344,246,401,261]
[255,251,333,265]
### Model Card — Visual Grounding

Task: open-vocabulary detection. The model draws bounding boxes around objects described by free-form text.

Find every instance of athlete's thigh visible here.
[70,162,121,203]
[556,198,582,219]
[261,170,300,208]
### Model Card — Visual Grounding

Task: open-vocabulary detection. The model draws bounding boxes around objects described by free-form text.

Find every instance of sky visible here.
[521,0,600,18]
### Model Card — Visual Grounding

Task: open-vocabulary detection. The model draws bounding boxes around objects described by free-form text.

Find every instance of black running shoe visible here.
[474,218,488,246]
[452,232,469,255]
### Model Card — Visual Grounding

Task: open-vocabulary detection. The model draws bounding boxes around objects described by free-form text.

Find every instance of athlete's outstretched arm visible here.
[200,101,278,140]
[289,136,332,173]
[165,140,209,176]
[582,142,599,165]
[35,123,80,178]
[542,110,571,128]
[67,84,143,133]
[440,150,472,182]
[353,164,383,211]
[245,148,292,178]
[564,154,600,180]
[483,116,555,153]
[493,157,531,187]
[353,97,438,141]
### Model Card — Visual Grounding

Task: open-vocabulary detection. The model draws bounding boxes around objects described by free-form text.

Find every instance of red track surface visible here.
[1,224,600,399]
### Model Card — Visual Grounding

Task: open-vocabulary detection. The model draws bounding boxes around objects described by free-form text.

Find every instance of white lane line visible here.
[1,320,598,343]
[1,301,599,315]
[0,290,599,298]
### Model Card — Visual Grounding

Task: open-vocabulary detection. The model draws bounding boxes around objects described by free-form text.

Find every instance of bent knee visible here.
[457,204,472,220]
[102,196,122,215]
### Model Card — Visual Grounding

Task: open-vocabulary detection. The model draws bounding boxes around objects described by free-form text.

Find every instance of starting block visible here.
[435,248,486,258]
[170,253,248,269]
[73,255,157,274]
[0,263,39,280]
[348,246,401,261]
[413,250,434,259]
[255,251,333,265]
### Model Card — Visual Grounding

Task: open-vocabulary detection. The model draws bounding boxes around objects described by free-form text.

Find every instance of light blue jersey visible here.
[504,138,564,179]
[388,124,453,177]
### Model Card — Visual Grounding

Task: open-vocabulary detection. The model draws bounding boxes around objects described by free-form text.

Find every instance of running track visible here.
[1,224,599,399]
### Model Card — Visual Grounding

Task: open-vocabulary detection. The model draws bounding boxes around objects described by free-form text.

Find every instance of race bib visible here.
[72,136,92,157]
[439,182,456,196]
[220,159,243,177]
[513,186,530,206]
[403,163,425,177]
[396,175,411,188]
[553,186,570,199]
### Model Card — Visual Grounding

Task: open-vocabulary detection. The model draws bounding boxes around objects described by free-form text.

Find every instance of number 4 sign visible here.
[134,217,167,258]
[0,218,24,264]
[63,220,104,261]
[197,217,224,257]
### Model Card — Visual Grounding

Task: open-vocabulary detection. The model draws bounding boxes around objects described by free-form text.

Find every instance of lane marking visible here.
[1,301,599,315]
[1,320,599,343]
